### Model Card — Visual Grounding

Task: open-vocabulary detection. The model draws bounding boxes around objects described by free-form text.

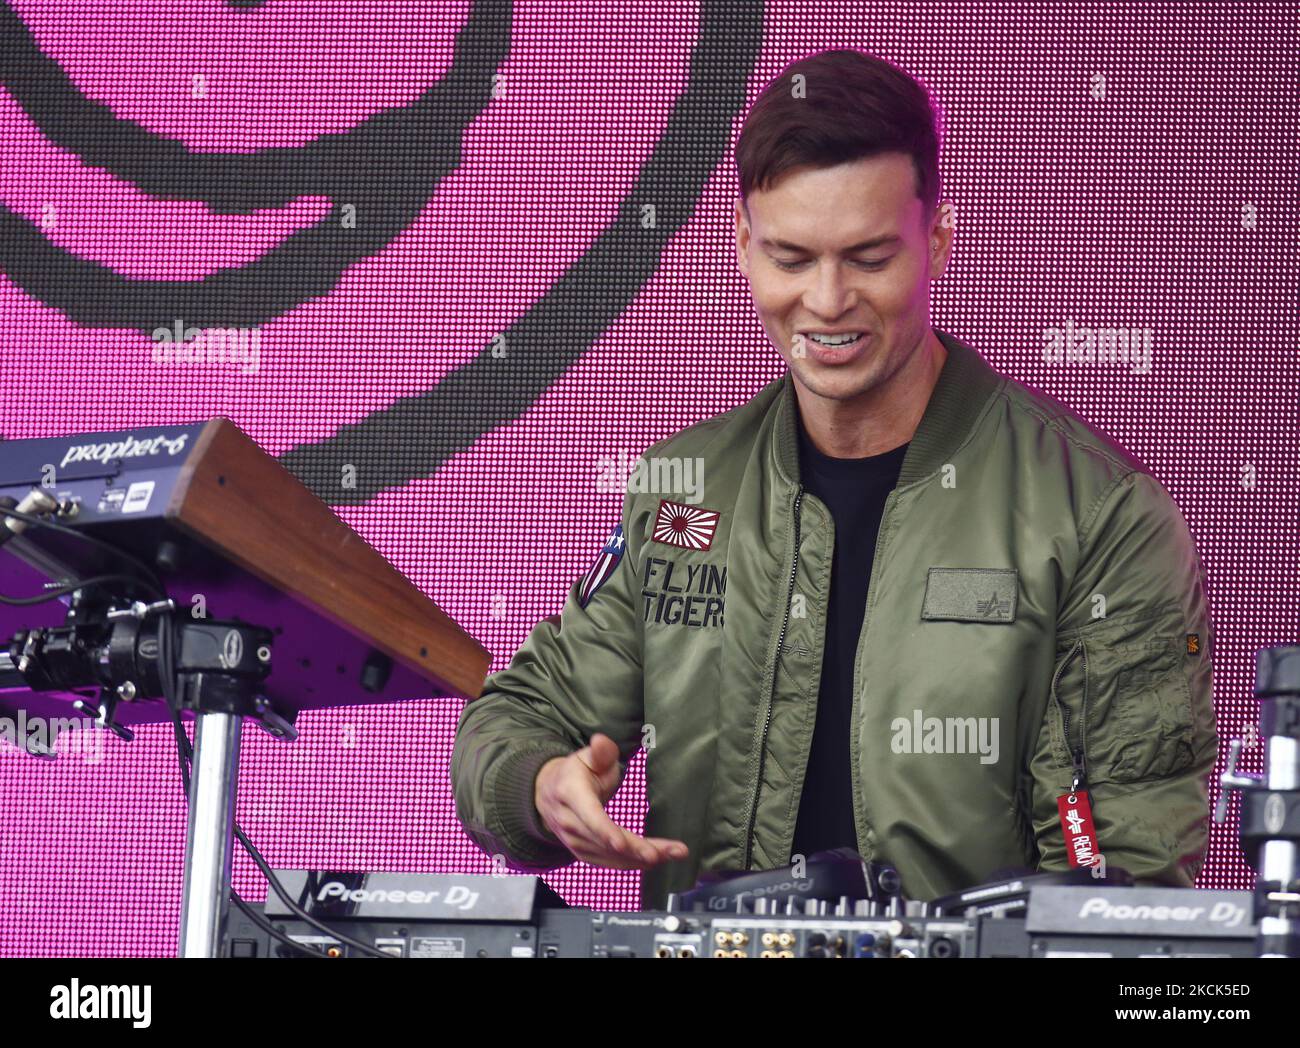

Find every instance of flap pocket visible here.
[921,567,1019,623]
[1074,605,1196,784]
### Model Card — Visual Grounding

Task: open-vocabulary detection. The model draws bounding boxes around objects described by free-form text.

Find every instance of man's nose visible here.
[801,263,857,319]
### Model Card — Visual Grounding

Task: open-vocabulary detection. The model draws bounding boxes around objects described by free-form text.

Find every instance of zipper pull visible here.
[1071,749,1087,794]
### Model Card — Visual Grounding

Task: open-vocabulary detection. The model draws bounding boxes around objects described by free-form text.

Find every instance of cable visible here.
[230,892,326,959]
[0,574,160,606]
[158,607,195,800]
[0,505,165,597]
[5,509,394,959]
[230,823,397,960]
[155,697,325,962]
[157,609,395,960]
[0,503,165,604]
[152,616,317,957]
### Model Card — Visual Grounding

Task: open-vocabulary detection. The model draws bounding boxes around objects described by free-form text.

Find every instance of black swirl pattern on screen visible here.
[0,1,764,503]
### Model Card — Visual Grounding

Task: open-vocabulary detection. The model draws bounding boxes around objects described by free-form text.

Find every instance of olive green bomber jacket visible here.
[451,328,1219,910]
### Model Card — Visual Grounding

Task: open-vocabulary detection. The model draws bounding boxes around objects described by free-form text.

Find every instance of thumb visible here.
[584,732,621,775]
[579,734,624,797]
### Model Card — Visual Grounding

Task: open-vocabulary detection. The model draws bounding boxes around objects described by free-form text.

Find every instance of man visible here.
[451,49,1219,910]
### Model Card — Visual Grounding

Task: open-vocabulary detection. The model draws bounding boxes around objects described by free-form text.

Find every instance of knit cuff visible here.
[486,740,576,868]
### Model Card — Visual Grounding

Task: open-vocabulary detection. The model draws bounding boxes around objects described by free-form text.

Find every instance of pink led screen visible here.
[0,1,1296,956]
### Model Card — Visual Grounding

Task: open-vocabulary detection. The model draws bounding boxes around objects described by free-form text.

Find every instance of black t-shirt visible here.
[790,416,908,860]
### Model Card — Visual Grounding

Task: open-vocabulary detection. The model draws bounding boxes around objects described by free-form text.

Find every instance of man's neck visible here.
[795,328,948,459]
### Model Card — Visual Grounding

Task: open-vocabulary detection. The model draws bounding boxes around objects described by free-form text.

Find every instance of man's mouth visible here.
[796,330,869,364]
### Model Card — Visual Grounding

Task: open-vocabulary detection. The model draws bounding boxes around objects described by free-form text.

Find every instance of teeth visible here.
[807,332,861,346]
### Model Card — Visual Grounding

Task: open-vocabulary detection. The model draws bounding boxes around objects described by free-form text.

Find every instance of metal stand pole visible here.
[1219,645,1300,958]
[179,712,243,958]
[1257,726,1299,957]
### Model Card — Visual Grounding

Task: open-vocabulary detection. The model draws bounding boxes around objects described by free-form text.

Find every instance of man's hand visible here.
[533,733,689,869]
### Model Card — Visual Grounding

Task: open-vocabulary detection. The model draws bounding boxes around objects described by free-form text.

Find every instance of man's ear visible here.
[927,198,955,279]
[734,197,750,278]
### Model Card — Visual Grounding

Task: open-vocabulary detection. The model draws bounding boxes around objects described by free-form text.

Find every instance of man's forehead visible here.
[746,193,926,246]
[743,154,924,234]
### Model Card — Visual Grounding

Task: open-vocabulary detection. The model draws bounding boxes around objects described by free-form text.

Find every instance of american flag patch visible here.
[578,524,626,608]
[651,499,721,551]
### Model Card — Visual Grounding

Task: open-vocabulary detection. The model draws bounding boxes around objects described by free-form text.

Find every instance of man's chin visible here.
[788,359,878,403]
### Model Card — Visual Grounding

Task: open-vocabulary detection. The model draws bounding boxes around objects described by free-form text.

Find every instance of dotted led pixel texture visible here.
[0,1,1296,956]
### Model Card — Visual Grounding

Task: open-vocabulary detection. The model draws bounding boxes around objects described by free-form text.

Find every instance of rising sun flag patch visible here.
[651,499,720,550]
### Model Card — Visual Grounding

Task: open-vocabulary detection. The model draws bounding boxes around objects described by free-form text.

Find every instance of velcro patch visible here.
[651,499,721,551]
[578,524,625,608]
[921,567,1019,623]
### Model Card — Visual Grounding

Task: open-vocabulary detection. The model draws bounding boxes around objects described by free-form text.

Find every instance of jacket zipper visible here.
[1049,636,1090,792]
[743,483,804,869]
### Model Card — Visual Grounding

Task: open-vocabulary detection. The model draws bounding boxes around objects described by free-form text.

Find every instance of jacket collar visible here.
[771,327,1004,488]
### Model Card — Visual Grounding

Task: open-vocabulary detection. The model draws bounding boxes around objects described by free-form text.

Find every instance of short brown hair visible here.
[735,49,943,221]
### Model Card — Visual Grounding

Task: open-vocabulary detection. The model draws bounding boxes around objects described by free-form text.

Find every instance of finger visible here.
[567,844,652,870]
[543,769,688,865]
[564,785,634,855]
[561,788,661,866]
[551,818,646,870]
[578,756,624,802]
[548,823,634,867]
[557,817,683,869]
[543,789,627,861]
[642,836,691,860]
[585,733,620,774]
[608,826,678,867]
[619,834,685,865]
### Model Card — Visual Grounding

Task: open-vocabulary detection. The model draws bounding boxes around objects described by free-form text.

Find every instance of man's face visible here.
[735,152,951,404]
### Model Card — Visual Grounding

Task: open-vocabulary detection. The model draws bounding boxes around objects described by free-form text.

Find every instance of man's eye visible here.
[772,258,888,271]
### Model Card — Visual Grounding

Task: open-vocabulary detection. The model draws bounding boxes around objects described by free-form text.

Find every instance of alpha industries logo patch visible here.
[977,592,1012,618]
[651,499,721,551]
[920,567,1019,623]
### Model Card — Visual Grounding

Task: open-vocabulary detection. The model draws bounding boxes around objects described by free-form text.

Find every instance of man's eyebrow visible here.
[759,235,900,253]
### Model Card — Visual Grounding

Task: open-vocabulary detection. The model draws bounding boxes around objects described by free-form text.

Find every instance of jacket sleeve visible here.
[1028,468,1219,885]
[450,494,648,871]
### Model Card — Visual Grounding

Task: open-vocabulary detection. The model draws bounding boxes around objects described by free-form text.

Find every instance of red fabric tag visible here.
[1057,791,1101,868]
